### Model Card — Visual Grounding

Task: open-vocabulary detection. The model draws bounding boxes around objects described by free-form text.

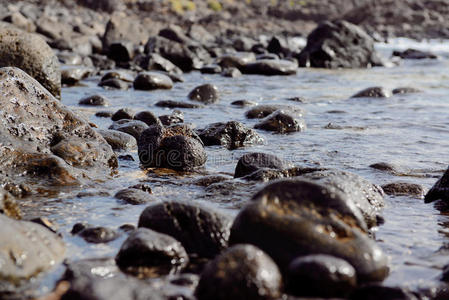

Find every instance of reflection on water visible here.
[24,40,449,294]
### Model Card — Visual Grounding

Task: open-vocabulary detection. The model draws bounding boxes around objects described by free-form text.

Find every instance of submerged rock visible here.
[188,84,219,104]
[296,20,383,68]
[138,201,232,258]
[197,121,264,150]
[254,111,306,133]
[195,244,282,300]
[0,67,116,192]
[351,87,391,98]
[425,166,449,203]
[0,214,65,282]
[234,152,290,178]
[0,23,61,97]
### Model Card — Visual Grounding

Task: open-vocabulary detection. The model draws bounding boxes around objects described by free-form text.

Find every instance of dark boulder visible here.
[188,84,219,104]
[351,87,391,98]
[114,188,154,205]
[286,254,357,298]
[425,167,449,203]
[254,111,306,133]
[109,119,149,140]
[78,0,123,12]
[200,64,222,74]
[296,20,384,68]
[195,244,282,300]
[234,152,290,178]
[197,121,264,150]
[116,228,188,276]
[138,201,232,258]
[79,95,110,106]
[101,71,134,83]
[133,72,173,91]
[97,130,137,151]
[242,59,298,76]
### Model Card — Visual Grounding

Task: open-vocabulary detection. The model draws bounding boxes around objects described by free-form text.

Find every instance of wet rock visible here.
[119,224,136,232]
[0,189,20,219]
[138,201,232,258]
[425,166,449,203]
[392,87,422,94]
[0,67,116,191]
[155,100,203,109]
[188,84,219,104]
[61,66,93,86]
[98,78,129,90]
[133,72,173,91]
[234,152,290,178]
[76,226,120,244]
[296,20,383,68]
[286,254,356,298]
[229,179,389,282]
[217,52,256,69]
[370,162,400,173]
[222,67,242,78]
[79,95,110,106]
[200,64,222,74]
[255,110,306,133]
[231,100,257,107]
[242,59,298,76]
[301,169,385,228]
[108,41,134,62]
[197,121,264,150]
[0,214,65,282]
[137,53,183,75]
[138,124,207,171]
[71,222,89,235]
[109,119,149,140]
[349,284,418,300]
[382,182,427,198]
[112,108,135,121]
[101,71,134,83]
[129,183,153,194]
[159,110,184,126]
[116,228,188,276]
[0,23,61,97]
[96,111,114,118]
[114,188,154,205]
[195,244,282,300]
[245,104,303,119]
[135,111,163,127]
[392,48,437,59]
[97,130,137,151]
[193,175,231,187]
[90,54,116,70]
[351,87,391,98]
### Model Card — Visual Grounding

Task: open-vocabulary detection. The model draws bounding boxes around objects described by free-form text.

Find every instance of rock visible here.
[0,214,65,282]
[135,111,163,127]
[116,228,188,276]
[159,110,184,126]
[242,59,298,75]
[350,284,418,300]
[107,41,135,62]
[188,24,215,45]
[99,78,129,90]
[267,36,291,58]
[392,48,437,59]
[0,189,20,218]
[0,23,61,97]
[217,52,256,69]
[200,64,222,74]
[137,53,183,75]
[155,100,203,109]
[112,108,135,121]
[392,87,422,94]
[78,0,123,12]
[101,71,134,83]
[197,121,264,150]
[102,15,150,51]
[138,201,232,258]
[195,244,282,300]
[382,182,427,198]
[96,111,114,118]
[133,72,173,90]
[193,175,230,187]
[234,152,290,178]
[109,119,149,140]
[425,167,449,203]
[61,66,93,86]
[245,104,303,119]
[58,51,83,65]
[129,183,153,194]
[90,54,116,70]
[255,111,306,133]
[79,95,110,106]
[351,87,391,98]
[222,67,242,78]
[296,20,383,68]
[229,178,389,282]
[370,162,400,173]
[114,188,153,205]
[231,100,257,107]
[97,130,137,151]
[71,222,89,235]
[2,12,36,32]
[138,124,207,171]
[188,84,219,104]
[0,67,116,192]
[286,254,356,298]
[76,226,120,244]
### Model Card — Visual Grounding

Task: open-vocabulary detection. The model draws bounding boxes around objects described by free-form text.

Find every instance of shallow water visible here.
[24,40,449,295]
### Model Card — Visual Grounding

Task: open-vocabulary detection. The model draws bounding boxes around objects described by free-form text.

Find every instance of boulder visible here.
[111,108,135,121]
[217,52,256,69]
[254,111,306,133]
[234,152,290,178]
[159,110,184,126]
[0,23,61,97]
[245,104,303,119]
[97,130,137,151]
[382,182,427,198]
[133,72,173,90]
[114,188,154,205]
[0,189,20,218]
[76,226,120,244]
[425,166,449,203]
[188,84,219,104]
[135,111,163,127]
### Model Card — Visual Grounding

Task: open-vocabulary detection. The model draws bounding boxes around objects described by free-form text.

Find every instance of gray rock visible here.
[102,15,150,51]
[425,166,449,203]
[188,84,219,104]
[382,182,427,198]
[255,111,306,133]
[109,119,149,140]
[222,67,242,78]
[351,87,391,98]
[116,228,188,276]
[97,130,137,151]
[0,67,116,192]
[242,59,298,76]
[234,152,290,178]
[0,214,65,282]
[197,121,264,150]
[133,72,173,90]
[114,188,154,205]
[2,12,36,32]
[138,201,232,258]
[0,23,61,97]
[79,95,110,106]
[195,244,282,300]
[107,41,135,62]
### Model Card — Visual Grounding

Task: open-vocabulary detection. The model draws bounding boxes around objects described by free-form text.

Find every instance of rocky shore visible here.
[0,0,448,299]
